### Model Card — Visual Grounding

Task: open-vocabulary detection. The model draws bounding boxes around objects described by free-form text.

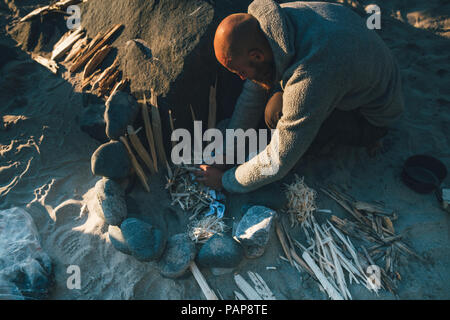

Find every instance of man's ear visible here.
[248,48,264,62]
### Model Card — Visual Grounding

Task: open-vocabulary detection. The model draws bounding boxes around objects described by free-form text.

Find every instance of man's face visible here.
[223,54,275,90]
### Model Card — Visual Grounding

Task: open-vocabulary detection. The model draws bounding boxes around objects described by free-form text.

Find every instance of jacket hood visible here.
[248,0,296,82]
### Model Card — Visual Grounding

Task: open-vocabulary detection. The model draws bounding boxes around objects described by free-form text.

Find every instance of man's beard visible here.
[249,59,275,90]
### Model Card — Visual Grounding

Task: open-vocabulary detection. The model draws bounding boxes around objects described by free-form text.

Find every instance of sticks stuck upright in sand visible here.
[141,95,158,173]
[120,136,150,192]
[127,125,156,175]
[149,89,169,169]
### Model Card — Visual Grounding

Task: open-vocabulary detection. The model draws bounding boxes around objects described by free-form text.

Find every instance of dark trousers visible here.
[262,91,389,155]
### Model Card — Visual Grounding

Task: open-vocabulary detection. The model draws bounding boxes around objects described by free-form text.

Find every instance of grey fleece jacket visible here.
[222,0,404,193]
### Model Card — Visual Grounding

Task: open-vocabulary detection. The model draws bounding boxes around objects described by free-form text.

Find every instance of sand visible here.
[0,0,449,299]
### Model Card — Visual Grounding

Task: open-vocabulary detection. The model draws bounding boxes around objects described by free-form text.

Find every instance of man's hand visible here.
[194,165,224,191]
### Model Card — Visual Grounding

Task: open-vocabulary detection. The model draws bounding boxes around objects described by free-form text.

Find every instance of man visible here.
[195,0,404,193]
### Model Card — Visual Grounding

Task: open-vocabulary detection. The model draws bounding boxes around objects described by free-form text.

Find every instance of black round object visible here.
[401,155,447,194]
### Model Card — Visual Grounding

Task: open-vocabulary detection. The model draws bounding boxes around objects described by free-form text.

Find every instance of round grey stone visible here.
[120,218,166,262]
[95,178,127,226]
[104,90,139,140]
[108,225,132,255]
[233,205,277,259]
[196,234,243,268]
[91,141,130,179]
[159,233,196,279]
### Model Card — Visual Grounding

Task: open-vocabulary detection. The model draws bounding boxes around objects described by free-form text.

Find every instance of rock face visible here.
[104,90,139,140]
[91,140,130,179]
[95,178,127,226]
[159,233,196,279]
[196,234,243,268]
[120,218,166,262]
[233,206,277,259]
[79,0,251,143]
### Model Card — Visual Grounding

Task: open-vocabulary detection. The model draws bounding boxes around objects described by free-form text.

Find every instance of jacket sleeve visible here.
[227,80,269,131]
[222,69,338,193]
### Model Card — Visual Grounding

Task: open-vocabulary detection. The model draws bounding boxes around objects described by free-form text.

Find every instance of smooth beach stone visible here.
[80,103,108,143]
[159,233,196,279]
[233,205,277,259]
[196,234,243,269]
[120,218,166,262]
[95,178,127,226]
[104,90,139,140]
[91,141,130,179]
[108,225,132,255]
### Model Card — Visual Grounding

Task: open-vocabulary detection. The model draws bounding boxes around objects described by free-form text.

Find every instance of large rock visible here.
[95,178,127,226]
[91,140,130,179]
[108,225,132,255]
[233,206,277,259]
[80,103,108,143]
[104,90,139,140]
[120,218,166,262]
[79,0,251,143]
[196,234,243,269]
[159,233,196,279]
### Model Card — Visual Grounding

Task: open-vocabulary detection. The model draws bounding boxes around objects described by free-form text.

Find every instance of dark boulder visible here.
[233,205,277,259]
[104,90,139,140]
[120,218,166,262]
[196,234,243,269]
[159,233,196,279]
[91,140,130,179]
[108,225,132,255]
[80,103,108,143]
[95,178,127,226]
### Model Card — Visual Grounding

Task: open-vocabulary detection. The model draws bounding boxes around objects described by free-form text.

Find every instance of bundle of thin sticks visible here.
[283,174,317,226]
[188,215,228,243]
[165,165,222,220]
[321,186,424,294]
[277,177,394,299]
[49,23,124,97]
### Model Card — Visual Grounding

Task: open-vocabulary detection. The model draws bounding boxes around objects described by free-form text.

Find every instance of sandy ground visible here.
[0,1,449,299]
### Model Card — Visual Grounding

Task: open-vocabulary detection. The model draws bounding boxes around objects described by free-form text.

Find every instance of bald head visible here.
[214,13,275,89]
[214,14,259,64]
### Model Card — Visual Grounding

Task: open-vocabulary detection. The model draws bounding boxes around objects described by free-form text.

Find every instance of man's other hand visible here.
[194,165,224,190]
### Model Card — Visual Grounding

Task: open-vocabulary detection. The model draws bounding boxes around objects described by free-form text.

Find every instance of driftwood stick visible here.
[127,125,156,175]
[150,89,169,168]
[92,58,118,89]
[189,104,197,122]
[82,44,112,80]
[32,54,58,74]
[52,28,84,61]
[302,250,344,300]
[189,261,218,300]
[70,24,123,73]
[234,274,262,300]
[141,95,159,173]
[275,221,293,266]
[120,136,150,192]
[64,36,87,62]
[81,69,101,90]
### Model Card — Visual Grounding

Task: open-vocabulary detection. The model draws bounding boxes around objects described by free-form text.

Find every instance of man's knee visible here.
[264,91,283,129]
